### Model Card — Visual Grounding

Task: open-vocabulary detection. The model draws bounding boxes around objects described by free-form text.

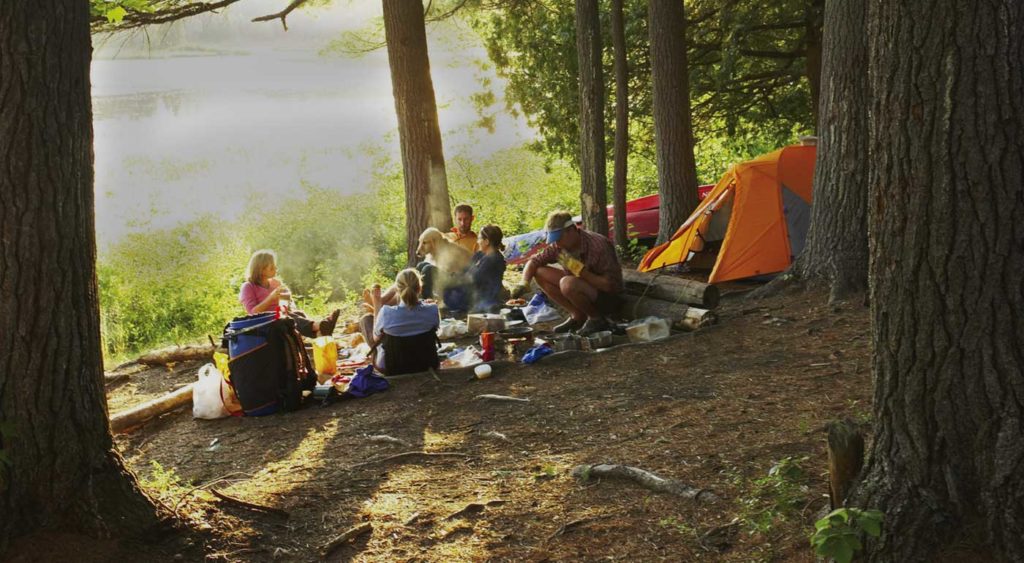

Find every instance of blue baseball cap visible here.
[545,218,575,243]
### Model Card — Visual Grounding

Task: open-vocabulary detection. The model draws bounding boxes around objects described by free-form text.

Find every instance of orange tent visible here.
[638,144,816,283]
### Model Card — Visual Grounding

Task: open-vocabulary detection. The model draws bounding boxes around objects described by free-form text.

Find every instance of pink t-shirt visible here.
[239,281,276,314]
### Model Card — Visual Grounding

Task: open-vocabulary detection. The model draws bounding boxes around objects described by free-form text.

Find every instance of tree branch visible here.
[91,0,245,33]
[251,0,310,31]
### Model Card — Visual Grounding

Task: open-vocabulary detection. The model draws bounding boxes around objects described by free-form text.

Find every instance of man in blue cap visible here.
[522,210,623,334]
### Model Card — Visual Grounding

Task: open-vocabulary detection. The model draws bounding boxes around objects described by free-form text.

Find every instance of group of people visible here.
[237,205,623,376]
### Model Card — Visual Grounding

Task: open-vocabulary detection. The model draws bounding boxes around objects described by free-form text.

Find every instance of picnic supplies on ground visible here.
[523,293,561,324]
[437,318,469,339]
[347,365,390,398]
[313,336,339,381]
[467,313,506,335]
[626,317,671,342]
[193,364,230,420]
[522,343,554,364]
[224,312,316,416]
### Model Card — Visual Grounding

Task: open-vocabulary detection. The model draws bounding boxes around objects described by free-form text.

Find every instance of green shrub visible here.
[811,508,883,563]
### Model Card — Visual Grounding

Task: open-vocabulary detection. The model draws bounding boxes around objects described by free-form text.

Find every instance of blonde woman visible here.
[239,249,339,338]
[360,268,440,375]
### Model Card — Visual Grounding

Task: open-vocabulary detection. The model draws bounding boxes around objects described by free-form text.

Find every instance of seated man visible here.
[522,211,623,335]
[445,203,479,255]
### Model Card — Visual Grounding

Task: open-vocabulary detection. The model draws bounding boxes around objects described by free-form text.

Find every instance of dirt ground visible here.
[88,285,870,562]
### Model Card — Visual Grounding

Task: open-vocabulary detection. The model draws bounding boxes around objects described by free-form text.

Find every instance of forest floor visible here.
[55,286,873,562]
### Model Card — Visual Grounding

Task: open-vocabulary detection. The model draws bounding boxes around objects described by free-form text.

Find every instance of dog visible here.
[417,227,471,273]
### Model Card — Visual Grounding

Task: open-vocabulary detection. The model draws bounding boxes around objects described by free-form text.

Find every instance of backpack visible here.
[223,312,316,416]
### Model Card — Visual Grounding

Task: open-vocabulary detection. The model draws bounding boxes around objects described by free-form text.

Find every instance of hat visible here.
[545,213,575,244]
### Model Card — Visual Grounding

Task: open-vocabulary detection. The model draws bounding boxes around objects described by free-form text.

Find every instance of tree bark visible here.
[0,0,160,550]
[793,0,869,302]
[849,2,1024,560]
[575,0,609,236]
[382,0,453,265]
[610,0,629,251]
[804,0,824,130]
[648,0,699,244]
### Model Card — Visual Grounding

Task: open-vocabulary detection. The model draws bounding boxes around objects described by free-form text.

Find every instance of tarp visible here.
[638,144,817,283]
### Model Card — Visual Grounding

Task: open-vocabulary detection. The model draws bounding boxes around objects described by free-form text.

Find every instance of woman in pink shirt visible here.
[239,250,339,338]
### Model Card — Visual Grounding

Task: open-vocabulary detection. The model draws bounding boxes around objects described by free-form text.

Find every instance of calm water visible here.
[91,46,532,246]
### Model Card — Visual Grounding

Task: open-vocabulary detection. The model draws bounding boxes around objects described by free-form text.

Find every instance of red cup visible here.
[480,332,495,362]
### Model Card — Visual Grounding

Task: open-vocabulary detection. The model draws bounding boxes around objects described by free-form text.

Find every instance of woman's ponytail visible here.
[394,268,422,308]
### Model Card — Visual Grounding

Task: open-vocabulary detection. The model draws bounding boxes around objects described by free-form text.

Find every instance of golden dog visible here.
[417,227,471,273]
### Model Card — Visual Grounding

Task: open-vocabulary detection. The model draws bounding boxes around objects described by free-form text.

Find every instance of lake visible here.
[91,46,533,247]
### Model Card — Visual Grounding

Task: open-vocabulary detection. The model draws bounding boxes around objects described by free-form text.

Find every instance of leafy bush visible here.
[735,456,811,535]
[811,508,883,563]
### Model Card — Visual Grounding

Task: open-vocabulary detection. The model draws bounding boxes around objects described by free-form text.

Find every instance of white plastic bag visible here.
[523,293,562,325]
[193,364,230,420]
[437,318,469,339]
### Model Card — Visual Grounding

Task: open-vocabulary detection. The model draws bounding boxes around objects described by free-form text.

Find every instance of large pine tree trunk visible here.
[0,0,160,550]
[575,0,609,236]
[804,0,824,130]
[610,0,629,252]
[383,0,453,265]
[850,1,1024,560]
[793,0,868,301]
[648,0,698,245]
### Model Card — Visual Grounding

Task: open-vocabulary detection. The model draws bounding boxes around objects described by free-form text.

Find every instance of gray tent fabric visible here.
[780,185,811,258]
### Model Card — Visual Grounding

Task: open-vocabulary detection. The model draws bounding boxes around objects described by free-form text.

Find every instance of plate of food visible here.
[505,298,528,307]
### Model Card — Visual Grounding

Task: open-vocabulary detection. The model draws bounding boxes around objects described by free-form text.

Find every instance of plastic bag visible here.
[523,293,561,324]
[437,318,469,339]
[193,364,230,419]
[441,346,483,368]
[312,336,338,381]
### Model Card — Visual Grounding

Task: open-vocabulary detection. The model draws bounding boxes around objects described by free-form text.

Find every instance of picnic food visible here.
[506,298,528,307]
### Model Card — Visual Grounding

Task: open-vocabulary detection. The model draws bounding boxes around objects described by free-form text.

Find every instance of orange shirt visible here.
[446,227,479,254]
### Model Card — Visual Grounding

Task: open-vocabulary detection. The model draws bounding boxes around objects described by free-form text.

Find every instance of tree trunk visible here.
[804,0,824,130]
[0,0,160,550]
[849,2,1024,560]
[648,0,699,245]
[610,0,629,252]
[383,0,453,265]
[575,0,609,236]
[793,0,868,302]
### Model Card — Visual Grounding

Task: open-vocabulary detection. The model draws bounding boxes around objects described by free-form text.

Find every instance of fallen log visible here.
[572,463,718,502]
[110,384,194,433]
[137,344,214,366]
[617,294,716,331]
[621,269,719,309]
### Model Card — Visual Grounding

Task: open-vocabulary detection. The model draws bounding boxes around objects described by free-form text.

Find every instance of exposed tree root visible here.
[474,394,530,403]
[572,464,718,502]
[347,451,470,470]
[210,488,289,518]
[320,522,372,557]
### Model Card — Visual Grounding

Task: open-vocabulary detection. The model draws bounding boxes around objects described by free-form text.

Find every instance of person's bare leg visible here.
[534,266,583,320]
[560,276,600,319]
[364,285,400,309]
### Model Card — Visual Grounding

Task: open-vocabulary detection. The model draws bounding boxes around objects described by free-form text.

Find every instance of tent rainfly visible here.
[638,144,817,283]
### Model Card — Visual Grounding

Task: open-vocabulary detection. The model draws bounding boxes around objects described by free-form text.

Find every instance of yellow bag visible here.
[214,350,231,381]
[313,336,338,380]
[212,351,243,416]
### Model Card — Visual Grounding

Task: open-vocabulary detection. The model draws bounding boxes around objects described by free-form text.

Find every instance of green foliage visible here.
[90,0,153,23]
[467,0,816,175]
[734,456,811,535]
[138,460,187,502]
[811,508,884,563]
[98,215,249,361]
